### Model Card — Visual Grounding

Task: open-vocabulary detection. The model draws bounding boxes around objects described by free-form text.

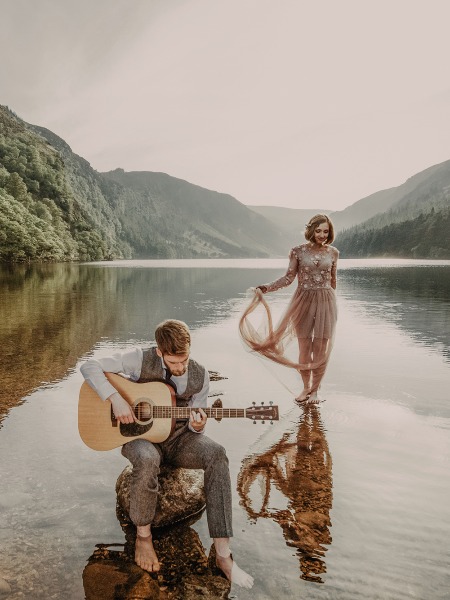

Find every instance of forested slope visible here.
[0,105,285,262]
[337,207,450,258]
[0,106,129,261]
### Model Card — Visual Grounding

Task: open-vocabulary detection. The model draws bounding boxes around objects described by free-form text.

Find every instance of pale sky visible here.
[1,0,450,211]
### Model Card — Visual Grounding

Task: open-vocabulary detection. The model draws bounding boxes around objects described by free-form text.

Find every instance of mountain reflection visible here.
[1,262,448,425]
[338,266,450,362]
[237,405,332,583]
[0,263,125,424]
[0,263,255,424]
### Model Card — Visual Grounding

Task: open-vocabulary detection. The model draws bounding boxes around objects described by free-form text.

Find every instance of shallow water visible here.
[0,259,449,599]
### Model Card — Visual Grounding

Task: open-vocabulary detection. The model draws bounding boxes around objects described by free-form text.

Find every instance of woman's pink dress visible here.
[239,243,339,374]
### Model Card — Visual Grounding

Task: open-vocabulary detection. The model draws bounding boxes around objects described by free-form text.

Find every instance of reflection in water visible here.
[1,262,449,425]
[0,260,449,599]
[0,263,123,423]
[338,266,450,362]
[237,405,332,583]
[0,262,256,424]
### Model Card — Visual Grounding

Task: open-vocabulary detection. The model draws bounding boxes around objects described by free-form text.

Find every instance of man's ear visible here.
[156,347,163,358]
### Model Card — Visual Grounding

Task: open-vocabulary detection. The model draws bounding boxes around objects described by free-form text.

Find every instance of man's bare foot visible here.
[135,534,160,572]
[216,553,254,589]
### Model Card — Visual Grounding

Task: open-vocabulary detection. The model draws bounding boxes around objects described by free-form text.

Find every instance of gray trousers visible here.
[121,425,233,538]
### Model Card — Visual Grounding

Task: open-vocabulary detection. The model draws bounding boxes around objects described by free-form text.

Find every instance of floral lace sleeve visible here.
[263,248,299,292]
[331,248,339,289]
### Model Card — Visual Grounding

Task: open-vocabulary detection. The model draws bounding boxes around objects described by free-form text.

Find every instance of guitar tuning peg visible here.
[253,420,256,425]
[269,401,273,406]
[262,420,265,424]
[261,401,264,405]
[252,401,256,406]
[270,420,273,425]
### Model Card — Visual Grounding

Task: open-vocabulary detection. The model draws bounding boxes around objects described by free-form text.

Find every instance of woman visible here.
[239,214,338,404]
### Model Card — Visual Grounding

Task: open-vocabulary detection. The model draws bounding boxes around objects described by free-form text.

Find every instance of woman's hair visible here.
[304,214,335,244]
[155,319,191,355]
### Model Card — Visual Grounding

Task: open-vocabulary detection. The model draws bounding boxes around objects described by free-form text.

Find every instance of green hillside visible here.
[0,106,130,262]
[101,169,286,258]
[337,207,450,259]
[0,105,286,262]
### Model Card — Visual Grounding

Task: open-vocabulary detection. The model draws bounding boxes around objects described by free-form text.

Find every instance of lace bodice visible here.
[264,244,339,292]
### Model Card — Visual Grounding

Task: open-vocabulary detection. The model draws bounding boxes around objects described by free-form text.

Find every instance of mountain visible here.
[2,102,450,261]
[0,105,286,262]
[336,160,450,258]
[100,169,286,258]
[248,206,332,248]
[250,161,450,258]
[337,207,450,259]
[331,160,450,232]
[0,105,130,262]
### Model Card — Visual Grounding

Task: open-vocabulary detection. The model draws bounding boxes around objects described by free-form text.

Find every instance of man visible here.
[80,319,254,589]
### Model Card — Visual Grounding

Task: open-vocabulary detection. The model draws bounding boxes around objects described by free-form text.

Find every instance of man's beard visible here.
[164,360,187,377]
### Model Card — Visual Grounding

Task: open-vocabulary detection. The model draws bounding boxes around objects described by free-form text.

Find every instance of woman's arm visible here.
[258,249,299,293]
[331,248,339,290]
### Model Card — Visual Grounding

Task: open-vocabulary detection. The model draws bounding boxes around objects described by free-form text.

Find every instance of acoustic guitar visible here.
[78,372,279,451]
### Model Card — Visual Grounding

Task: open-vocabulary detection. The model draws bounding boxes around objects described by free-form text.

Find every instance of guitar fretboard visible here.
[150,407,247,419]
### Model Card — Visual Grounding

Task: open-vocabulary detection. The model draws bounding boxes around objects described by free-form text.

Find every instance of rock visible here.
[116,465,206,529]
[0,577,11,596]
[83,557,162,599]
[83,527,230,599]
[179,574,230,599]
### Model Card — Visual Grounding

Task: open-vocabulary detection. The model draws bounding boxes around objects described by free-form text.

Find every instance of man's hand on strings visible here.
[190,407,207,432]
[110,392,136,424]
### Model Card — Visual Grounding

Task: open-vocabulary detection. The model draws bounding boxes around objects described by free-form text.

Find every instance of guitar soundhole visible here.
[119,399,154,437]
[134,400,153,425]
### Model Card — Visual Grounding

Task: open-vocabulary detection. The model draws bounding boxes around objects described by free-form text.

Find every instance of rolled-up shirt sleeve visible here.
[80,348,143,401]
[189,369,210,408]
[187,369,210,433]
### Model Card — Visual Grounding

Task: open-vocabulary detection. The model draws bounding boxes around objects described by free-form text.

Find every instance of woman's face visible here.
[313,221,329,245]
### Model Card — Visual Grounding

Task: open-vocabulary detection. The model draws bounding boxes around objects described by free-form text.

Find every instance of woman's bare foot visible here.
[307,391,324,405]
[216,553,254,589]
[295,388,311,404]
[135,534,160,572]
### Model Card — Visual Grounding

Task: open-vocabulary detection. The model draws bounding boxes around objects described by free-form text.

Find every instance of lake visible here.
[0,258,449,599]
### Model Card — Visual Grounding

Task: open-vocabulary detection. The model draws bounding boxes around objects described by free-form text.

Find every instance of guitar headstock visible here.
[245,402,279,424]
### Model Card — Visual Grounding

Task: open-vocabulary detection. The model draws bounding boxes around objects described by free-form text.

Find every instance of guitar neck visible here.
[152,407,247,420]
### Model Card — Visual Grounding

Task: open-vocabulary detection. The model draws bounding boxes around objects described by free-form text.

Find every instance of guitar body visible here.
[78,373,176,451]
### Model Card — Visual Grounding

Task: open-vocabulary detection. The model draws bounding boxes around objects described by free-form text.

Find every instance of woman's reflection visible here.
[237,405,332,583]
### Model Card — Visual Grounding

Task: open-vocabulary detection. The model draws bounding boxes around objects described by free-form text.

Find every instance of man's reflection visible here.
[237,405,332,583]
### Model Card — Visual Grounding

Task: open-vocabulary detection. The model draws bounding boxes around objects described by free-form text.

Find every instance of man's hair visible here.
[304,214,335,244]
[155,319,191,355]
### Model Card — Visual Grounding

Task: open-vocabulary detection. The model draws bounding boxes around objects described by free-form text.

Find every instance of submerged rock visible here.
[83,556,161,600]
[116,465,206,529]
[0,577,12,597]
[83,526,230,600]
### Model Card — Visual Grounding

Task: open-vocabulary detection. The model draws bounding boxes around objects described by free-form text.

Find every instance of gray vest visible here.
[138,347,206,407]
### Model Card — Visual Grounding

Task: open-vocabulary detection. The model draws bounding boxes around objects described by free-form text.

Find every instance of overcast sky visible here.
[1,0,450,211]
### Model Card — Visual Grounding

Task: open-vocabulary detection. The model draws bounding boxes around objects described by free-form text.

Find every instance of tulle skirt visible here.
[239,287,337,373]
